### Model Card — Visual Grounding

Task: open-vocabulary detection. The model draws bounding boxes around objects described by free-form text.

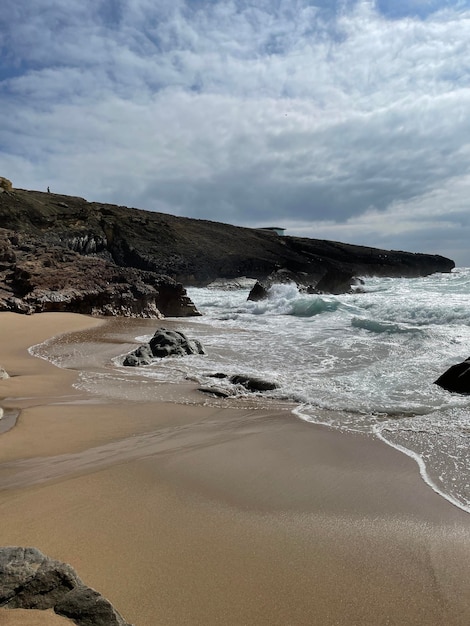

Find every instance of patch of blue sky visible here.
[0,61,28,83]
[376,0,470,20]
[96,0,123,28]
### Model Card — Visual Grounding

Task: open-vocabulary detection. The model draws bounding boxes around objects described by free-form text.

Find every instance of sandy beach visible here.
[0,312,469,625]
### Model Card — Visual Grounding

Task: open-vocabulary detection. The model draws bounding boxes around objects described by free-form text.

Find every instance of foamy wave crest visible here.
[289,296,340,317]
[356,299,470,327]
[245,283,340,318]
[351,317,422,334]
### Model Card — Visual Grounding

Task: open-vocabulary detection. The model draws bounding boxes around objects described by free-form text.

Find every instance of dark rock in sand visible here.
[0,547,131,625]
[123,328,205,366]
[230,374,279,392]
[434,358,470,394]
[122,344,153,367]
[149,328,205,358]
[0,546,80,610]
[55,586,128,626]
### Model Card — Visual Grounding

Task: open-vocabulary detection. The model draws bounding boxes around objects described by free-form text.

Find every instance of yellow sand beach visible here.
[0,312,469,625]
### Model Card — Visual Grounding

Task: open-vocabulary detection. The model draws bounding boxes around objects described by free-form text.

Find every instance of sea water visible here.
[31,269,470,513]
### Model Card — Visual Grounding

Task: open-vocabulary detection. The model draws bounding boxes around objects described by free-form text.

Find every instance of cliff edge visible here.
[0,187,455,316]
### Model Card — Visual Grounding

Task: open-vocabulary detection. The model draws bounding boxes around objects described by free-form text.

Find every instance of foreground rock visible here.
[434,358,470,394]
[0,547,132,625]
[123,328,205,366]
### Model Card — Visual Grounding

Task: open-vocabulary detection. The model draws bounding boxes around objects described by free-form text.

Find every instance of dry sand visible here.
[0,312,469,625]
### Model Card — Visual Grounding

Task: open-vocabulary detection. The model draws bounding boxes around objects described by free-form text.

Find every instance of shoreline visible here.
[0,312,469,625]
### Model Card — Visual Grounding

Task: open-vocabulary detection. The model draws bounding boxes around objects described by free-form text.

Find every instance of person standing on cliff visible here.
[47,186,50,193]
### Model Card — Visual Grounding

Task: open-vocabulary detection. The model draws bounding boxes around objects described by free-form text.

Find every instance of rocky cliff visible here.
[0,187,455,316]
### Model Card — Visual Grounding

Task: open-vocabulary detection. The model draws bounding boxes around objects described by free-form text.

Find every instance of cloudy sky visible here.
[1,1,470,265]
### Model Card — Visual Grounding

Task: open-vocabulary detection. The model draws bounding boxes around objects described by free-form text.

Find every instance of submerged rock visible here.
[198,386,233,398]
[247,281,269,302]
[201,372,278,395]
[123,328,205,366]
[0,547,131,625]
[434,357,470,394]
[247,265,357,301]
[311,267,355,295]
[229,374,279,392]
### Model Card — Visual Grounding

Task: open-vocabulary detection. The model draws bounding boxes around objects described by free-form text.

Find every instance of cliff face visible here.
[0,188,455,316]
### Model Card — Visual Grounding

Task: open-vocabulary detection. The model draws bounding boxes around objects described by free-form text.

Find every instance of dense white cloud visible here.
[1,0,470,264]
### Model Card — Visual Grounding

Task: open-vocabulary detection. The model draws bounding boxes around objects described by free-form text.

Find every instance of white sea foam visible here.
[29,268,470,513]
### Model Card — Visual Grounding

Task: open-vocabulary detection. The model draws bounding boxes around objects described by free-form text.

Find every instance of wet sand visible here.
[0,312,469,625]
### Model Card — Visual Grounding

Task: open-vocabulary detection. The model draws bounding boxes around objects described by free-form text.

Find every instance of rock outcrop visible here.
[0,177,13,193]
[0,546,132,625]
[122,328,205,366]
[247,265,359,301]
[0,188,455,315]
[434,358,470,394]
[0,229,199,317]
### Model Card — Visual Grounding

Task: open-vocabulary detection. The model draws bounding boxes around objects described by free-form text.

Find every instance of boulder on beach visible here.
[123,328,205,366]
[434,357,470,394]
[0,546,131,625]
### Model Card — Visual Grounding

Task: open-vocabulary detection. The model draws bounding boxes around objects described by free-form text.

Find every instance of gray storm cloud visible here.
[1,0,470,264]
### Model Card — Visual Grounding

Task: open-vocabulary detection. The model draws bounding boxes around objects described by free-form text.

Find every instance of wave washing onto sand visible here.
[29,270,470,513]
[182,273,470,513]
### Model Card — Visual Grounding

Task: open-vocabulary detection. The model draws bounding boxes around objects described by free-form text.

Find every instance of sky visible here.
[1,1,470,266]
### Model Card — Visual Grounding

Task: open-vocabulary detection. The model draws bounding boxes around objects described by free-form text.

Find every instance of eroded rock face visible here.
[0,547,132,625]
[123,328,205,366]
[434,358,470,394]
[0,229,199,318]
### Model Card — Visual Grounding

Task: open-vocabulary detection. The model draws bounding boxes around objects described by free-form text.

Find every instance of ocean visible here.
[32,268,470,514]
